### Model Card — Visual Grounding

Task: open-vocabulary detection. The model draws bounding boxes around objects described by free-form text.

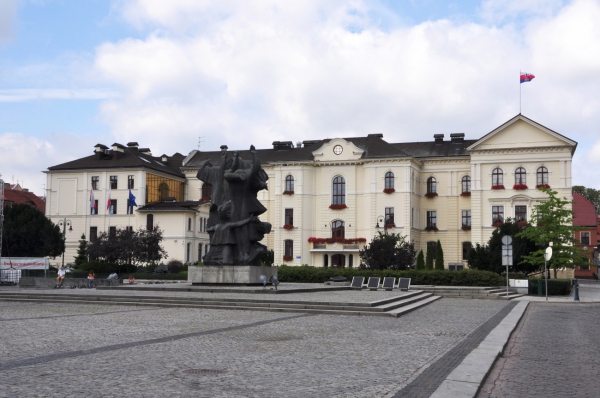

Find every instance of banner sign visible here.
[0,258,49,270]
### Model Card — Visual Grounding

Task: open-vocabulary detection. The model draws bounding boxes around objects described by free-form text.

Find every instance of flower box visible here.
[386,224,395,229]
[383,188,395,194]
[461,225,471,231]
[460,191,471,197]
[536,184,551,189]
[307,237,366,244]
[329,204,347,210]
[282,190,294,195]
[283,255,293,261]
[424,226,438,231]
[492,221,503,227]
[491,185,505,190]
[425,192,438,198]
[517,221,528,227]
[283,224,294,230]
[513,184,528,190]
[199,197,210,201]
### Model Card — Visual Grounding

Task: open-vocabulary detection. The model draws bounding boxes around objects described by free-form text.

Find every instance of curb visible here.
[429,301,529,398]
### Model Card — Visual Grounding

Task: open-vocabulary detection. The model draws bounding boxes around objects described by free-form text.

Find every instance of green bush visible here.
[74,261,136,276]
[528,278,572,295]
[277,266,503,286]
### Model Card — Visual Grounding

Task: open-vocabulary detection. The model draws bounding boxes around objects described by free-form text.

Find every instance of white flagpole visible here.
[107,189,111,234]
[128,191,131,230]
[519,69,521,114]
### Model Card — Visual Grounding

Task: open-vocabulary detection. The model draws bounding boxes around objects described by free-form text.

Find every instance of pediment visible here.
[467,115,577,154]
[312,138,364,162]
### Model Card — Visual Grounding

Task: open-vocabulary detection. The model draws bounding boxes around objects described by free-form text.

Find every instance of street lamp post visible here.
[58,218,72,269]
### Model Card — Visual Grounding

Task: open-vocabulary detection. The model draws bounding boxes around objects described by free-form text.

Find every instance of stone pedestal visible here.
[188,265,278,285]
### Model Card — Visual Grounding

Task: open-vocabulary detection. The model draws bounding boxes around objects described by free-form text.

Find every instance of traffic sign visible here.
[502,235,512,246]
[545,246,553,261]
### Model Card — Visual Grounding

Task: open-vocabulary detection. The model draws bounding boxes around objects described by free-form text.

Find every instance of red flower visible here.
[492,221,503,227]
[383,188,395,194]
[461,225,471,231]
[283,255,293,261]
[536,184,551,189]
[283,224,294,230]
[517,221,528,227]
[513,184,528,190]
[491,185,505,190]
[307,237,367,244]
[282,190,294,195]
[425,192,438,198]
[386,224,395,229]
[424,226,438,231]
[460,191,471,197]
[329,204,347,210]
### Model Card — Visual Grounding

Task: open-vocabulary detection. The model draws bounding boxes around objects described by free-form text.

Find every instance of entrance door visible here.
[331,254,345,268]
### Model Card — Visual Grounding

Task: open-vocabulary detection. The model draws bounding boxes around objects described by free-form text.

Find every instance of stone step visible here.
[386,296,442,318]
[375,293,434,311]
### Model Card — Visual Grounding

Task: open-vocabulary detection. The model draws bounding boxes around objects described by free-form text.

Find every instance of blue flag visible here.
[128,190,137,207]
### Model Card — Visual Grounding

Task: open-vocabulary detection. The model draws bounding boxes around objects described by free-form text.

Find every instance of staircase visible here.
[413,286,524,300]
[0,290,441,317]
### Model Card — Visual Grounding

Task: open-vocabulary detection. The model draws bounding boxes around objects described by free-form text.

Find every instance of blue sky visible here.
[1,0,599,195]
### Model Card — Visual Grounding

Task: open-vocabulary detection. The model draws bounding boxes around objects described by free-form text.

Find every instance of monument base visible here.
[188,265,278,285]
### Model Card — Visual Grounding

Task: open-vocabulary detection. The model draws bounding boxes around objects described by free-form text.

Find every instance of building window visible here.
[91,200,98,215]
[581,232,590,245]
[462,210,471,227]
[204,218,207,232]
[128,175,135,189]
[427,241,437,260]
[158,183,169,201]
[515,167,526,185]
[109,200,117,215]
[385,207,394,227]
[331,220,345,238]
[284,240,293,257]
[110,175,118,189]
[462,242,472,260]
[109,226,116,237]
[90,227,98,243]
[349,254,353,268]
[385,172,394,190]
[323,254,328,267]
[332,254,345,268]
[188,217,192,231]
[201,183,212,200]
[427,211,437,228]
[515,206,527,222]
[125,226,133,232]
[146,214,154,231]
[198,243,203,262]
[332,176,346,205]
[537,166,549,185]
[187,243,191,263]
[492,168,503,186]
[285,175,294,193]
[91,176,99,190]
[426,177,437,194]
[492,206,504,224]
[462,176,471,193]
[285,209,294,226]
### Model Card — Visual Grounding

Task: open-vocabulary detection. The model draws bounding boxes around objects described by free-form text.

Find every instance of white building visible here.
[46,115,576,268]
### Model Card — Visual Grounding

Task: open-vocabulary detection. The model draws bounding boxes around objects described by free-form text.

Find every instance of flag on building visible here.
[90,188,96,211]
[520,72,535,83]
[106,189,112,212]
[128,190,137,207]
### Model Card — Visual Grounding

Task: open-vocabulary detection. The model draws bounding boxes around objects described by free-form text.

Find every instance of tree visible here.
[517,187,585,278]
[74,234,87,267]
[467,243,492,271]
[359,232,416,270]
[572,185,600,213]
[416,250,425,270]
[87,227,167,266]
[1,204,64,258]
[425,244,434,270]
[434,240,445,270]
[260,249,274,266]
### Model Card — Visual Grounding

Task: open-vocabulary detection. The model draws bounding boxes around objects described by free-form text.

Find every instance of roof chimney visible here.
[94,144,109,160]
[450,133,465,143]
[161,154,168,162]
[139,148,152,155]
[127,142,139,150]
[434,134,444,144]
[111,143,125,159]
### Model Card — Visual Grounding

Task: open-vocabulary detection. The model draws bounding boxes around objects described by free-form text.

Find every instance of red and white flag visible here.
[106,189,112,211]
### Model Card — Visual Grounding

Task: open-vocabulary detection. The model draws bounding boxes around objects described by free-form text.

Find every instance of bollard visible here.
[573,279,580,301]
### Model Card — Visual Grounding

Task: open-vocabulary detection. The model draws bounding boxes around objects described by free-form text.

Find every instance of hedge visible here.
[528,279,572,296]
[277,266,504,286]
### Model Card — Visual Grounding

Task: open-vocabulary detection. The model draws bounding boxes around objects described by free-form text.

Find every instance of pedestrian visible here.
[87,270,95,288]
[128,275,136,285]
[55,266,66,288]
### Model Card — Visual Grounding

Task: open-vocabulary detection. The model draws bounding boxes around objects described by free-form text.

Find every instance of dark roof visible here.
[394,139,478,158]
[48,146,185,178]
[3,189,46,212]
[137,200,208,212]
[573,193,597,227]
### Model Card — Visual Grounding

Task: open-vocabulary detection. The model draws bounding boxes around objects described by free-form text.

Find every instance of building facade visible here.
[46,115,577,268]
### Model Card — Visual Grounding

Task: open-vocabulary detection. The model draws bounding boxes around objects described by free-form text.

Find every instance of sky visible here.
[1,0,599,197]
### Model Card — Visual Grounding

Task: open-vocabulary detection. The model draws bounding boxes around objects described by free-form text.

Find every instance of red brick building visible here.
[572,192,598,279]
[2,183,46,213]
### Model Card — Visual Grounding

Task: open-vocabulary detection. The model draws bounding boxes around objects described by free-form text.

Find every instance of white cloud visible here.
[86,0,600,187]
[0,0,18,42]
[0,88,120,102]
[479,0,565,24]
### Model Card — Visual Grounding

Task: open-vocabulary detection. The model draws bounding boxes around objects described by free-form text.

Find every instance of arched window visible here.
[201,183,212,200]
[331,220,345,239]
[332,176,346,205]
[146,214,154,231]
[427,177,437,194]
[515,167,526,185]
[385,172,394,190]
[537,166,548,186]
[492,168,503,186]
[285,175,294,193]
[188,217,192,231]
[158,182,169,201]
[331,254,345,268]
[462,176,471,193]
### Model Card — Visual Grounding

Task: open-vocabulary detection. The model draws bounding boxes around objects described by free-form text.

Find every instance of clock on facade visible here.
[333,145,343,155]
